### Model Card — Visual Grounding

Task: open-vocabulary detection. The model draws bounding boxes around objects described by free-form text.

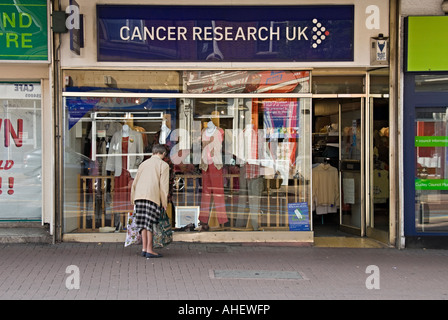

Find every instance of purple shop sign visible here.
[97,5,354,62]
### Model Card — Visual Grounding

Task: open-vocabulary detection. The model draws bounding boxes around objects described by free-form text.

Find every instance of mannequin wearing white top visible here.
[122,124,130,138]
[205,120,217,137]
[106,125,143,178]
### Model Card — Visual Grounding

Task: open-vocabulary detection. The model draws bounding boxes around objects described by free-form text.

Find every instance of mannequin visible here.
[205,120,217,136]
[159,120,171,144]
[199,120,228,229]
[235,121,264,230]
[122,124,130,137]
[106,123,143,218]
[106,124,143,178]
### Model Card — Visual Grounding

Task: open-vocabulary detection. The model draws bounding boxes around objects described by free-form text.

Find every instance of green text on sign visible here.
[415,179,448,190]
[0,0,48,61]
[415,136,448,147]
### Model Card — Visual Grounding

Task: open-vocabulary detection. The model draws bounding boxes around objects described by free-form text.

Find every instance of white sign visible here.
[0,83,41,100]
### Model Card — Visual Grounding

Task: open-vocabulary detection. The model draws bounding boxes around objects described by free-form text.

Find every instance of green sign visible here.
[407,16,448,72]
[0,0,48,61]
[415,136,448,147]
[415,179,448,190]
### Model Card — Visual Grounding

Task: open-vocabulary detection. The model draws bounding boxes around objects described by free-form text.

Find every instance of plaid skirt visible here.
[133,199,161,233]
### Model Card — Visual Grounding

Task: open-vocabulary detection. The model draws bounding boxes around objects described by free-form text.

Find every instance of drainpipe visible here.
[389,0,404,249]
[51,0,63,242]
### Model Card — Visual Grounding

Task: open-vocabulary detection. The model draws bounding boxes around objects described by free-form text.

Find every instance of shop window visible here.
[0,83,42,221]
[370,69,389,95]
[62,70,311,234]
[415,107,448,232]
[63,70,182,92]
[312,76,364,94]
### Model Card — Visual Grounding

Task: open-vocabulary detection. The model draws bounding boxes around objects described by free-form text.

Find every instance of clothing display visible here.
[62,70,321,236]
[159,120,171,144]
[105,125,144,179]
[199,121,228,225]
[235,124,263,230]
[112,136,133,213]
[235,164,263,230]
[199,121,224,171]
[106,126,144,215]
[133,125,149,153]
[312,163,339,214]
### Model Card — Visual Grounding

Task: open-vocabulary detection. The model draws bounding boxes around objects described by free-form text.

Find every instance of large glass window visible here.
[415,107,448,232]
[0,83,42,221]
[62,70,311,234]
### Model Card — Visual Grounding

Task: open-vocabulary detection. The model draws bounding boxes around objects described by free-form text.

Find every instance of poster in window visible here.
[288,202,310,231]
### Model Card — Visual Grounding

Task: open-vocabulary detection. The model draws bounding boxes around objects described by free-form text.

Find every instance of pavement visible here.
[1,241,448,302]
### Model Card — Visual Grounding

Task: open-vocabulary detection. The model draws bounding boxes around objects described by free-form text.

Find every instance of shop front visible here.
[0,0,53,236]
[403,15,448,248]
[58,1,394,245]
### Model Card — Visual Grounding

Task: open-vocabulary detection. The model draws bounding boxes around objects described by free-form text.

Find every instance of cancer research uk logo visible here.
[117,18,332,50]
[311,18,331,49]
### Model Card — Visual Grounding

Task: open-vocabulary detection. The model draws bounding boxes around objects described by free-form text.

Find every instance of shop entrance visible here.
[312,97,390,241]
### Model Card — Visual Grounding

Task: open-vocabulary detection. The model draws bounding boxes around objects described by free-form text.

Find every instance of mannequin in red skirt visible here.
[199,120,228,229]
[106,124,143,223]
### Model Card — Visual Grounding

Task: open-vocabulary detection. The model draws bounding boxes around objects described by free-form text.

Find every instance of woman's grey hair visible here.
[152,144,167,155]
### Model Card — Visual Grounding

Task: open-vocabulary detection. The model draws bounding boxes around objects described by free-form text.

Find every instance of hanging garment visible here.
[113,137,134,213]
[106,128,143,178]
[312,163,339,213]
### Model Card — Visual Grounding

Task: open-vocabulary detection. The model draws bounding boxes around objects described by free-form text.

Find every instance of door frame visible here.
[311,94,389,240]
[338,97,365,237]
[366,96,390,243]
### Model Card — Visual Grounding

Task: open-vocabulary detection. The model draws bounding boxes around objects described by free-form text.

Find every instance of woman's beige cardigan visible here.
[131,155,169,209]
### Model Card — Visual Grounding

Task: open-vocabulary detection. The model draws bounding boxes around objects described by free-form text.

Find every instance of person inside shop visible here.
[130,144,169,258]
[199,117,228,230]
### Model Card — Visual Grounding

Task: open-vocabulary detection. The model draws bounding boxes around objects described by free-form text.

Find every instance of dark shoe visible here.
[146,252,163,258]
[141,251,147,257]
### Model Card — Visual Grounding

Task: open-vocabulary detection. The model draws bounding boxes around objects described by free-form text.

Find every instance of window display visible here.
[62,70,311,234]
[0,83,42,221]
[415,107,448,232]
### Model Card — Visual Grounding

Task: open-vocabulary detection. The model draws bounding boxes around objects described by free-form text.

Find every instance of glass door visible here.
[339,99,365,236]
[366,97,390,242]
[366,69,390,243]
